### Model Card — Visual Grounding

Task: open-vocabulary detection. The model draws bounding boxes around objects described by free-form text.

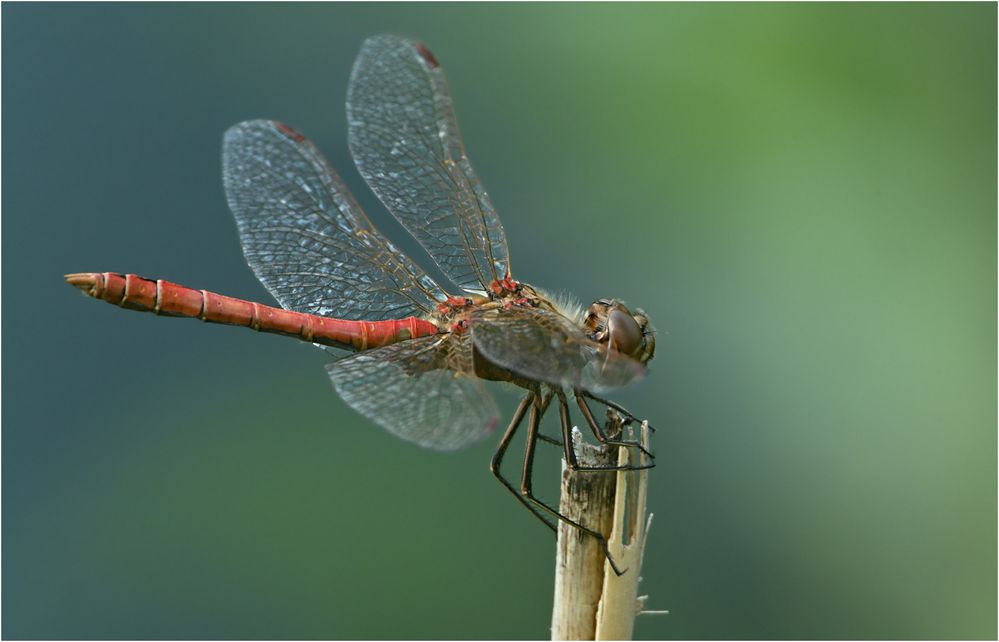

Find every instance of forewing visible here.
[470,307,645,393]
[347,34,510,294]
[326,334,499,451]
[223,120,449,321]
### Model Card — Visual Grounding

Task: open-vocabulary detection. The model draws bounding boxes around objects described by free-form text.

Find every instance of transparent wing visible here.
[327,334,499,451]
[223,120,449,321]
[470,307,646,393]
[347,34,510,295]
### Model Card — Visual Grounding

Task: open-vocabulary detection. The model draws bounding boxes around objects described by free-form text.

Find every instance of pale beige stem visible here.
[594,422,652,640]
[550,427,618,641]
[551,413,655,641]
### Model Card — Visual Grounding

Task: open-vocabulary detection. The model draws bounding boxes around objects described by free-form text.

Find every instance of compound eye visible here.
[607,308,643,357]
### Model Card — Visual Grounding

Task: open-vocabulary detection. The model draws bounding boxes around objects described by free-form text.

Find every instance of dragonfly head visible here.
[583,299,656,365]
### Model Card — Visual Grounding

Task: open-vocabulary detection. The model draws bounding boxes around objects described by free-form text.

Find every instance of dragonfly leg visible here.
[557,390,655,473]
[537,433,564,447]
[489,392,556,534]
[579,391,655,433]
[576,394,655,460]
[534,390,563,448]
[520,393,626,576]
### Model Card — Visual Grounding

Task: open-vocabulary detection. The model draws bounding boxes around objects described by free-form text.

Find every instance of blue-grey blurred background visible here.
[3,3,995,639]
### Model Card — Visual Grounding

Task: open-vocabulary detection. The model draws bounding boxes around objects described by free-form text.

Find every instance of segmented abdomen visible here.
[66,272,440,350]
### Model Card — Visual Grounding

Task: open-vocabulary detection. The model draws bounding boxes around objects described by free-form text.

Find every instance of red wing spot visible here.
[414,42,439,68]
[274,122,306,143]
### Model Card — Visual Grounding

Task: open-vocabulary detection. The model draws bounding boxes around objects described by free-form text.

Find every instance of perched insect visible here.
[67,34,656,572]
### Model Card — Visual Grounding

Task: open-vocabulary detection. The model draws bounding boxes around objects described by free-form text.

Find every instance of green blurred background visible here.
[3,3,995,639]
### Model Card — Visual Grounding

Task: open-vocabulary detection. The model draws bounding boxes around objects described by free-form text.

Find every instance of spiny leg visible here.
[557,390,655,473]
[576,393,655,460]
[537,433,563,447]
[489,392,556,533]
[534,390,563,447]
[520,391,626,576]
[580,390,655,432]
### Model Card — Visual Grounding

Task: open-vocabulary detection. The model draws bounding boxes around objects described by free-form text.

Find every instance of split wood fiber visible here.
[551,413,653,641]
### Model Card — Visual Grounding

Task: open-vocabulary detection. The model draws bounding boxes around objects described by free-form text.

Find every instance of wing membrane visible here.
[347,34,510,294]
[327,333,499,451]
[470,307,645,393]
[223,120,449,321]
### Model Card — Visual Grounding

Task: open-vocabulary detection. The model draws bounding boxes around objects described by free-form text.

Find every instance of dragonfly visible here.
[66,34,656,573]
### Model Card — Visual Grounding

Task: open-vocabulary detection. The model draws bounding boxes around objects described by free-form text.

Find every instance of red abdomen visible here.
[66,272,440,350]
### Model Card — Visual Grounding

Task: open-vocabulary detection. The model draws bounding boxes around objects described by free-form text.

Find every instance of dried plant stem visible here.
[551,415,653,641]
[594,422,652,640]
[551,429,618,640]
